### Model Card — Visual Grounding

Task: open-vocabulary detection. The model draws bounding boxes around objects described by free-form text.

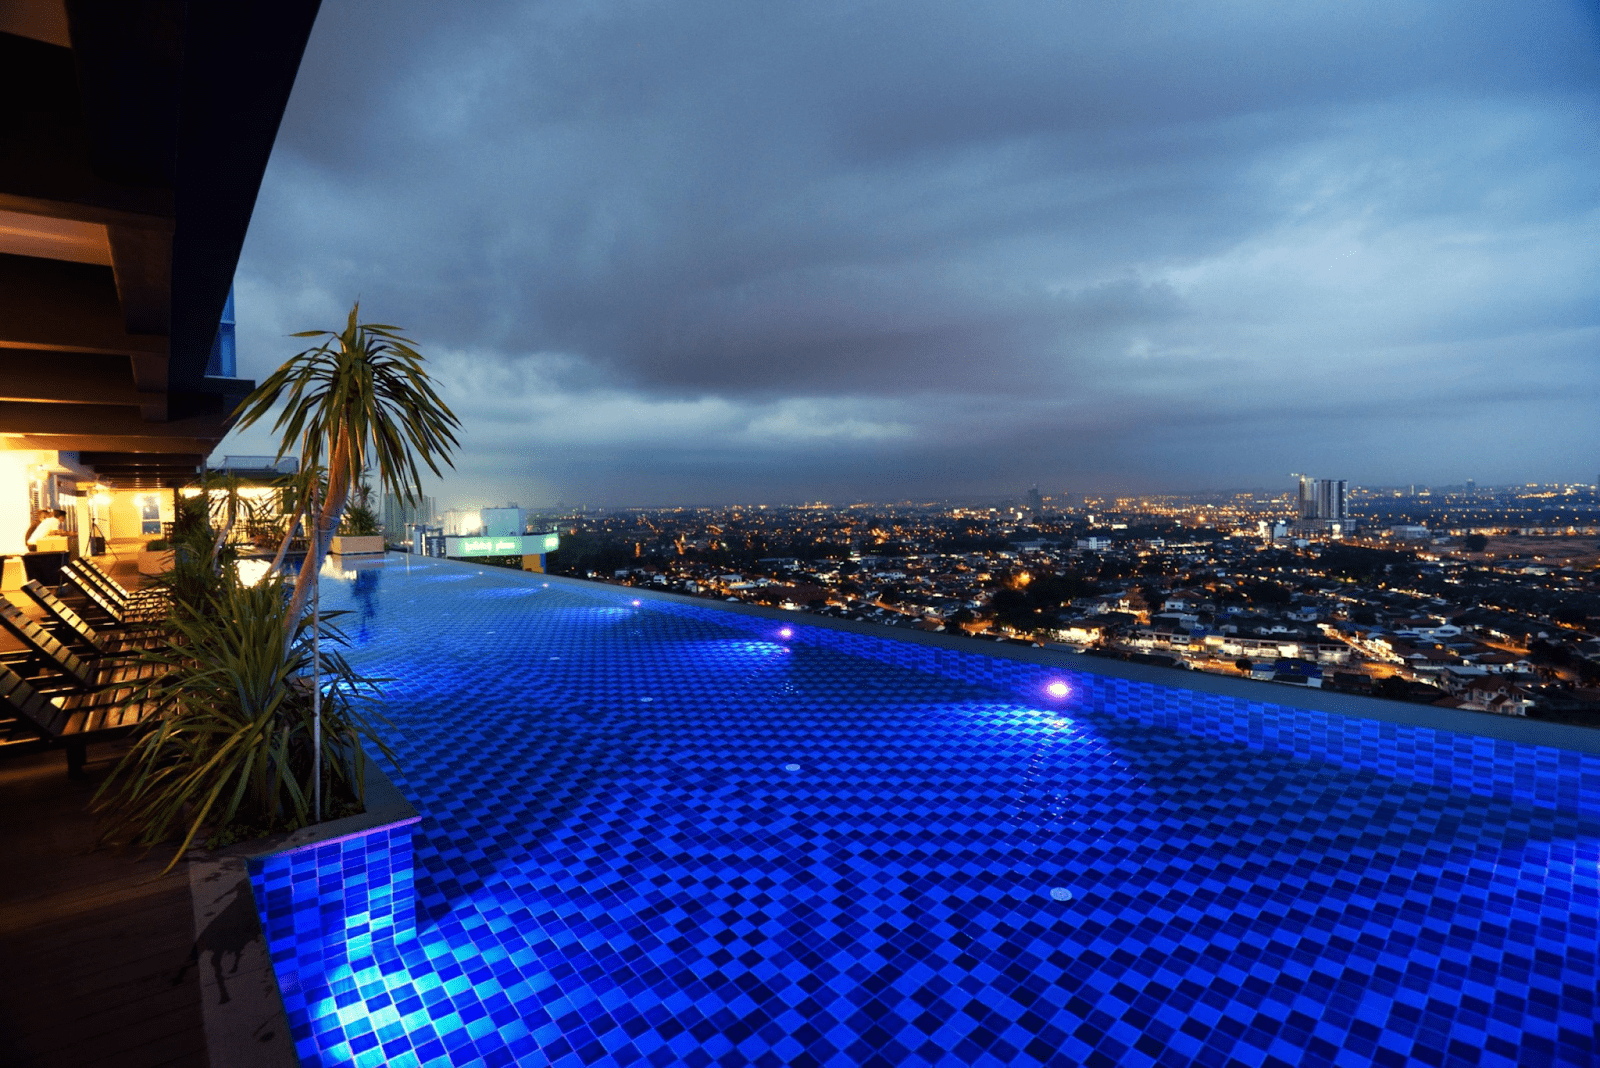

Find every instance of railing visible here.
[211,456,299,475]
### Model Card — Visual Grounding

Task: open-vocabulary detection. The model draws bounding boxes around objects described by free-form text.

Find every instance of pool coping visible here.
[400,553,1600,757]
[186,757,418,1068]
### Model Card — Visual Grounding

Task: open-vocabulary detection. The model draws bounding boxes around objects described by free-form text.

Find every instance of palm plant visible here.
[199,470,264,562]
[157,491,232,620]
[340,479,381,536]
[267,464,325,571]
[232,302,461,645]
[93,571,391,872]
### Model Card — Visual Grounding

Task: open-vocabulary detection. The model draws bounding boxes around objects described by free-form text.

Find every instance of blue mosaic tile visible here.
[255,557,1600,1067]
[252,819,421,974]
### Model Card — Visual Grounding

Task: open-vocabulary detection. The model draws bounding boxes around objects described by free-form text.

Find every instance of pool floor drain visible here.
[784,763,801,772]
[1049,887,1074,902]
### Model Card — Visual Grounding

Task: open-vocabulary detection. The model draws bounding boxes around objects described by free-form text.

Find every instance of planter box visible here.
[330,535,385,555]
[188,757,419,1068]
[137,548,175,575]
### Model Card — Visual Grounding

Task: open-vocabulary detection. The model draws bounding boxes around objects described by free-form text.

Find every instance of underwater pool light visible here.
[778,627,793,639]
[1046,680,1070,699]
[632,599,641,606]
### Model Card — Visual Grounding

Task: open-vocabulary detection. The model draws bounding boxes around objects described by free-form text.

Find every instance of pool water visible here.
[258,557,1599,1067]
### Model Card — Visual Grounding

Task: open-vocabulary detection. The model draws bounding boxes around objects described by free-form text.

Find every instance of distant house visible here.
[1330,672,1375,695]
[1454,677,1535,716]
[1270,658,1323,688]
[1392,619,1462,640]
[1050,619,1119,646]
[1465,650,1530,674]
[1389,524,1431,540]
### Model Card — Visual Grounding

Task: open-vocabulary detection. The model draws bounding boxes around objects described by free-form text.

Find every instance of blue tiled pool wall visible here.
[251,820,421,972]
[645,600,1600,822]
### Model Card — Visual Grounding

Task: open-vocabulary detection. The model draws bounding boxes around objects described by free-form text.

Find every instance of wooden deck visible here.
[0,546,207,1067]
[0,747,206,1067]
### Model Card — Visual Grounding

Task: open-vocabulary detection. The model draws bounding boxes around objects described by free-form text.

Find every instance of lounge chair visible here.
[58,562,166,626]
[0,660,159,777]
[21,580,165,656]
[0,600,160,692]
[76,558,170,610]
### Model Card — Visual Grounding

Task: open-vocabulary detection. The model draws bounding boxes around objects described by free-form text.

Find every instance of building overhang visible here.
[0,0,320,487]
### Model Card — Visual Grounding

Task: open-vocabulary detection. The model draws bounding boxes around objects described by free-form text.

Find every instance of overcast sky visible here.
[220,0,1600,508]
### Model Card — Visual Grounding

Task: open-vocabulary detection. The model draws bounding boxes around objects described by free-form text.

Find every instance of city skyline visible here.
[428,476,1600,529]
[218,0,1600,506]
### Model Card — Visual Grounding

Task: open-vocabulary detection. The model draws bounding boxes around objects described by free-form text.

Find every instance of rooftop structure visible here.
[0,0,317,562]
[0,0,316,487]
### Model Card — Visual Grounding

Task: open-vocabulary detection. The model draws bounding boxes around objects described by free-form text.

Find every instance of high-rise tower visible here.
[1291,476,1346,536]
[384,493,436,540]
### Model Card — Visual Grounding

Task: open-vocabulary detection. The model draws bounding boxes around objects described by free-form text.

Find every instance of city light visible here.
[531,484,1599,706]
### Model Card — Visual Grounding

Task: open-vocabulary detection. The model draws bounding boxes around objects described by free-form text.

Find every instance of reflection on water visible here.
[348,569,380,640]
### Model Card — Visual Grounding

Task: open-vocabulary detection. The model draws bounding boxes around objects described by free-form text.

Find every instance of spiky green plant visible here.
[92,570,392,871]
[267,464,327,572]
[339,480,381,536]
[154,492,232,621]
[198,470,265,561]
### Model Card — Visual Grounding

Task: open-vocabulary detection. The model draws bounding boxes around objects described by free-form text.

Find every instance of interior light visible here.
[235,559,272,586]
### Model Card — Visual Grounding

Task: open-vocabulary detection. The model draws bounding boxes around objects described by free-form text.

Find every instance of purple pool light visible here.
[1046,680,1070,699]
[632,599,641,606]
[778,627,793,639]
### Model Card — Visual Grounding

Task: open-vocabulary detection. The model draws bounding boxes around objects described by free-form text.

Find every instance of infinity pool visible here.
[256,556,1599,1067]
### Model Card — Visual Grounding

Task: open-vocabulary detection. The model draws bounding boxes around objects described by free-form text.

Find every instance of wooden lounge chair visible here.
[58,563,166,626]
[0,660,159,777]
[76,559,170,607]
[0,600,160,692]
[21,580,165,656]
[76,558,170,610]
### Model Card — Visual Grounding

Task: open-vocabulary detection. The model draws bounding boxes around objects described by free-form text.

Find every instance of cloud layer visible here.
[224,0,1600,506]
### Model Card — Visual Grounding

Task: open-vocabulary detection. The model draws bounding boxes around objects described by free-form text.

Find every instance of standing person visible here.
[26,509,65,551]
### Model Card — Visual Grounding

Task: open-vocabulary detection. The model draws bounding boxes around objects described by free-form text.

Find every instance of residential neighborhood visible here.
[537,481,1600,725]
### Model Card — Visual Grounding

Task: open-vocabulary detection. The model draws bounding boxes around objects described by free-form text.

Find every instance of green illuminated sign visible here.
[444,532,560,558]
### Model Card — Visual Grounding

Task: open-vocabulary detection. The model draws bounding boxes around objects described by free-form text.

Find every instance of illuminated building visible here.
[1293,475,1347,537]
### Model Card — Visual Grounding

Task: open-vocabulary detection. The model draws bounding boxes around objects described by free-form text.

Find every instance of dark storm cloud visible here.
[225,0,1600,505]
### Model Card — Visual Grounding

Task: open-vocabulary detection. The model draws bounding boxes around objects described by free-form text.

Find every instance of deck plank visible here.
[0,744,205,1068]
